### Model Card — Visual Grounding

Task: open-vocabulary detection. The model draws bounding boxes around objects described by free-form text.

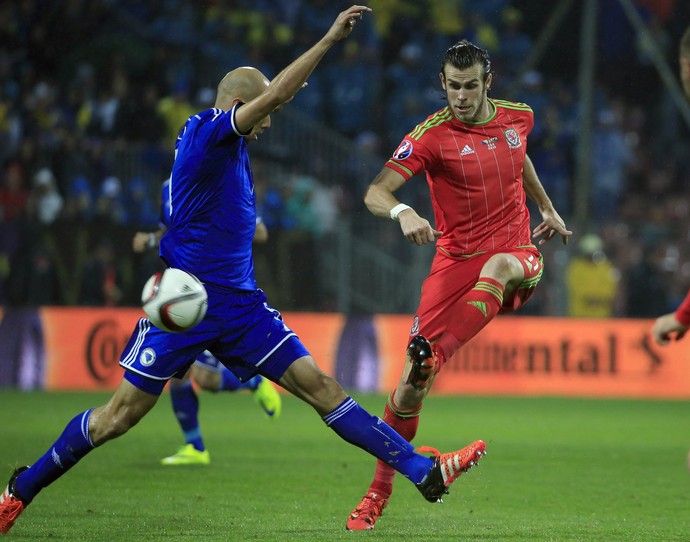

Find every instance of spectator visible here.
[284,175,321,234]
[114,83,167,145]
[0,161,29,223]
[498,7,533,76]
[591,107,635,222]
[27,168,63,225]
[6,241,60,306]
[324,41,379,137]
[0,161,29,304]
[95,176,126,224]
[566,234,620,317]
[62,175,95,222]
[624,241,668,317]
[79,238,123,306]
[156,82,196,145]
[125,177,157,227]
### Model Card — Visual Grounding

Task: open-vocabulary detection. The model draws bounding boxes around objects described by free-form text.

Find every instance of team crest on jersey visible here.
[140,348,157,367]
[393,140,413,160]
[504,128,522,149]
[482,137,499,150]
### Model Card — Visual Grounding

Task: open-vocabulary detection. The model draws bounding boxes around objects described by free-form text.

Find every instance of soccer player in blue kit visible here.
[133,179,282,466]
[0,6,486,535]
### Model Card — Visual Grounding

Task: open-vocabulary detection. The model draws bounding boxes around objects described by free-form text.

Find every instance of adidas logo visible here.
[460,144,475,156]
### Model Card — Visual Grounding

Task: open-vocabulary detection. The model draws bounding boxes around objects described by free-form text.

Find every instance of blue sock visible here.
[170,381,204,451]
[219,368,260,392]
[15,409,95,504]
[323,397,433,484]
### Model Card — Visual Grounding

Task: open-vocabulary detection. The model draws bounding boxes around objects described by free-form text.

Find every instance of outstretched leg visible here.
[1,379,158,533]
[278,356,485,524]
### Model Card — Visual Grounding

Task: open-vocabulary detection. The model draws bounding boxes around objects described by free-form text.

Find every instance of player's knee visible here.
[301,369,339,399]
[483,253,523,283]
[280,359,346,414]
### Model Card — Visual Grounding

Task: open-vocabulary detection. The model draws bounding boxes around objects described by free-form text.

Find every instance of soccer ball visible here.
[141,268,208,332]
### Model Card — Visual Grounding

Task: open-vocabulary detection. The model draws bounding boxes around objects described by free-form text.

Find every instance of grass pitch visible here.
[1,390,688,541]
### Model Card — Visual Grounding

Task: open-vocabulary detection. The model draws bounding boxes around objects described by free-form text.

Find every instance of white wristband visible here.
[390,203,412,221]
[147,233,157,248]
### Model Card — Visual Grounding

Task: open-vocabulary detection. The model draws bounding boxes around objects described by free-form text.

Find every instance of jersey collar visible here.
[450,98,497,126]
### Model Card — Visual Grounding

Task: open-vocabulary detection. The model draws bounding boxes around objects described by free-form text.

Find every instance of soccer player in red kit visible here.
[346,40,572,531]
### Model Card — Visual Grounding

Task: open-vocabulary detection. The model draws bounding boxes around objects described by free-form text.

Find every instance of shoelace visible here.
[351,494,385,521]
[418,445,441,457]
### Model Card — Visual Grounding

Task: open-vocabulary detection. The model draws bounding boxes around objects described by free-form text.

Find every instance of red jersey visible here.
[385,98,535,256]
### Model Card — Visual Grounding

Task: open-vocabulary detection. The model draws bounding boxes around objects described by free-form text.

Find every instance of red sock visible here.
[433,277,505,363]
[368,391,421,498]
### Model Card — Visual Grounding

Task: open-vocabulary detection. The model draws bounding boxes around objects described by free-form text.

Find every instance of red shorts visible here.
[410,246,543,341]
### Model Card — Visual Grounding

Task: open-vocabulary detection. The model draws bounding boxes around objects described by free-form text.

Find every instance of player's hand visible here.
[324,5,372,43]
[132,232,150,253]
[399,209,443,246]
[532,208,571,245]
[652,313,688,346]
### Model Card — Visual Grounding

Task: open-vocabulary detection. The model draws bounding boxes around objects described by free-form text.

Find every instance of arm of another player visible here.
[652,289,690,345]
[522,154,572,245]
[652,313,688,345]
[254,219,268,244]
[234,5,372,134]
[132,227,166,253]
[363,167,442,246]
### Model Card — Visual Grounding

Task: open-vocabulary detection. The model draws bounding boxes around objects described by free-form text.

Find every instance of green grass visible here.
[1,391,689,541]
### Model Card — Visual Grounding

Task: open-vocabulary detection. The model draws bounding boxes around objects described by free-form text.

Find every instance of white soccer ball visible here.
[141,268,208,333]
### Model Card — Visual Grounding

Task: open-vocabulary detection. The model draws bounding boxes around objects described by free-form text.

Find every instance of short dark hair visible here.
[681,26,690,59]
[441,40,492,81]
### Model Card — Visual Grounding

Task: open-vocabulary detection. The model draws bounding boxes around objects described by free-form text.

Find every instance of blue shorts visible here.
[120,286,309,395]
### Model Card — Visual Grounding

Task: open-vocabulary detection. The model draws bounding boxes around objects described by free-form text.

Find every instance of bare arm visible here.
[253,220,269,244]
[522,154,572,245]
[132,227,166,253]
[364,167,442,246]
[235,5,371,133]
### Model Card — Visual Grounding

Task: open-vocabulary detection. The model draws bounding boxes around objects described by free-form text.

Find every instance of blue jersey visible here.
[160,105,257,290]
[159,178,171,229]
[122,106,310,396]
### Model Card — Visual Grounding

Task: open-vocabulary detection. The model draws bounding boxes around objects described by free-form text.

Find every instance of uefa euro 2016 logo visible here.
[393,140,413,160]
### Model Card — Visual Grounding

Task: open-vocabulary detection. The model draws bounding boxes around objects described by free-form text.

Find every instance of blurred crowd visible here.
[1,0,690,314]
